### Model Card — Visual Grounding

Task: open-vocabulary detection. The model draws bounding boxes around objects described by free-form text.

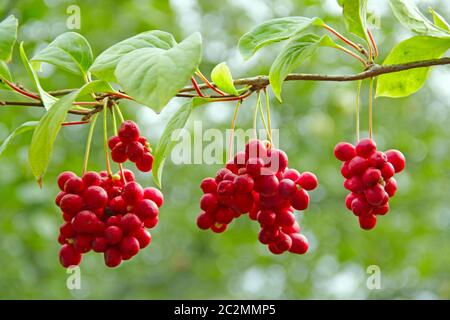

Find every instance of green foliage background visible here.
[0,0,449,299]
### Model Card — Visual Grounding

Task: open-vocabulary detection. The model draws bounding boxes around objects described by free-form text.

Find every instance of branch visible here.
[0,100,91,115]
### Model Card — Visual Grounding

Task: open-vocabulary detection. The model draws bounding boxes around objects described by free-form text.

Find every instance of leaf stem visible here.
[369,77,374,140]
[82,113,98,174]
[61,121,91,126]
[322,24,369,58]
[356,80,362,143]
[367,28,379,58]
[190,77,205,97]
[253,94,259,140]
[103,99,112,176]
[113,101,125,123]
[3,80,41,100]
[195,69,227,96]
[264,88,273,145]
[334,44,368,67]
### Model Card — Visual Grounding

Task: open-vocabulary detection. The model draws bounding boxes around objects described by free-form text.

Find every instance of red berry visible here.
[266,149,288,173]
[108,135,121,149]
[58,234,66,245]
[274,232,293,252]
[82,171,102,187]
[246,157,265,176]
[136,152,154,172]
[64,177,84,194]
[62,212,72,222]
[135,199,159,220]
[245,140,267,160]
[381,162,395,180]
[385,150,405,173]
[257,209,276,226]
[210,223,227,233]
[249,205,259,221]
[298,172,318,191]
[368,151,387,168]
[72,210,99,234]
[92,237,107,252]
[362,168,382,187]
[254,174,279,196]
[233,193,254,213]
[385,178,398,197]
[234,174,254,194]
[133,228,152,248]
[233,151,247,167]
[138,136,148,147]
[118,120,140,143]
[291,189,310,211]
[74,234,92,253]
[345,192,359,210]
[55,191,66,207]
[356,139,376,158]
[217,180,235,196]
[111,142,128,163]
[107,215,122,226]
[258,227,278,244]
[119,236,140,257]
[104,226,123,245]
[200,178,217,194]
[373,203,389,215]
[334,142,356,161]
[276,209,296,227]
[142,187,164,207]
[351,197,371,216]
[282,221,301,234]
[282,169,300,182]
[364,184,386,206]
[121,213,142,234]
[59,244,82,268]
[57,171,77,191]
[122,182,144,205]
[109,196,127,214]
[60,194,84,215]
[197,212,214,230]
[83,186,108,210]
[359,213,377,230]
[215,168,232,183]
[225,159,239,174]
[104,247,122,268]
[215,207,235,224]
[341,161,353,179]
[143,216,158,229]
[60,221,75,238]
[268,242,284,255]
[126,141,145,162]
[278,179,297,199]
[289,233,309,254]
[344,176,364,193]
[122,169,135,182]
[348,156,368,175]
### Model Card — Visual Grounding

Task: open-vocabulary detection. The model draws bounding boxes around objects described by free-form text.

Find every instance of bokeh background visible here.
[0,0,449,299]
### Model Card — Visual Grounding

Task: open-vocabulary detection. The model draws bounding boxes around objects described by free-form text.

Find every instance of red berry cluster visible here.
[55,169,163,268]
[197,140,317,255]
[108,120,154,172]
[334,138,405,230]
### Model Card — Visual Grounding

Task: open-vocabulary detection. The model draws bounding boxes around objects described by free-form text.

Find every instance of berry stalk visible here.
[102,100,113,176]
[82,113,99,174]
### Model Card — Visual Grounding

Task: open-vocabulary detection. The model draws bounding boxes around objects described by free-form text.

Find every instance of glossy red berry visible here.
[119,236,140,257]
[362,168,381,187]
[234,174,254,194]
[126,141,145,162]
[254,174,279,196]
[291,189,309,211]
[385,178,398,197]
[381,162,395,180]
[109,196,127,214]
[122,182,144,205]
[104,226,123,245]
[289,233,309,254]
[108,135,121,149]
[298,172,318,191]
[83,186,108,210]
[274,232,292,252]
[364,184,386,206]
[111,142,128,163]
[104,247,122,268]
[344,176,364,193]
[267,149,288,173]
[215,207,234,224]
[60,194,84,215]
[121,213,142,234]
[385,150,405,173]
[368,151,387,168]
[334,142,356,161]
[59,244,82,268]
[55,191,66,207]
[72,210,99,234]
[92,237,107,252]
[136,152,154,172]
[351,197,371,216]
[133,228,152,248]
[196,212,214,230]
[278,179,297,199]
[348,156,368,176]
[135,199,159,220]
[74,234,92,253]
[118,120,140,143]
[64,177,84,194]
[200,178,217,194]
[234,193,254,213]
[57,171,76,191]
[356,139,376,158]
[359,213,377,230]
[60,221,75,238]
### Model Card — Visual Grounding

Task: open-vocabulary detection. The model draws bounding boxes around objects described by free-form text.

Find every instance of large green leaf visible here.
[342,0,370,43]
[376,36,450,98]
[115,32,202,112]
[90,30,177,82]
[20,43,58,110]
[31,32,93,76]
[152,97,208,188]
[0,60,12,90]
[0,15,18,62]
[238,17,324,60]
[28,81,114,184]
[211,62,238,96]
[0,121,38,157]
[269,34,338,101]
[389,0,449,37]
[429,8,450,32]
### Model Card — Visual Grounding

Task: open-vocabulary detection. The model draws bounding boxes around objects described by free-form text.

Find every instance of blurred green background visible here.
[0,0,449,299]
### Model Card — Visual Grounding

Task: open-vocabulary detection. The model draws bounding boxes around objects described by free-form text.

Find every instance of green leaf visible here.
[376,36,450,98]
[238,17,324,60]
[269,34,338,101]
[90,30,177,82]
[152,97,207,188]
[0,121,38,156]
[115,32,202,112]
[342,0,370,42]
[20,43,58,110]
[0,60,12,90]
[388,0,449,37]
[429,8,450,32]
[28,81,114,184]
[211,62,238,96]
[0,15,18,62]
[31,32,93,76]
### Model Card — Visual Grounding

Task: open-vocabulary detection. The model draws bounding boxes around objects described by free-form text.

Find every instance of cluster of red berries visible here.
[334,138,405,230]
[55,169,163,268]
[197,140,317,255]
[108,120,154,172]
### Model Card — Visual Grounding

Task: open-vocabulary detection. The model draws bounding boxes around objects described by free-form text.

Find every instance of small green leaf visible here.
[376,36,450,98]
[429,8,450,32]
[238,16,324,60]
[115,32,202,112]
[0,15,18,62]
[0,60,12,90]
[0,121,38,156]
[152,97,208,188]
[342,0,370,43]
[20,43,58,110]
[90,30,177,82]
[31,32,93,76]
[211,62,238,96]
[389,0,449,37]
[29,81,114,183]
[269,34,338,101]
